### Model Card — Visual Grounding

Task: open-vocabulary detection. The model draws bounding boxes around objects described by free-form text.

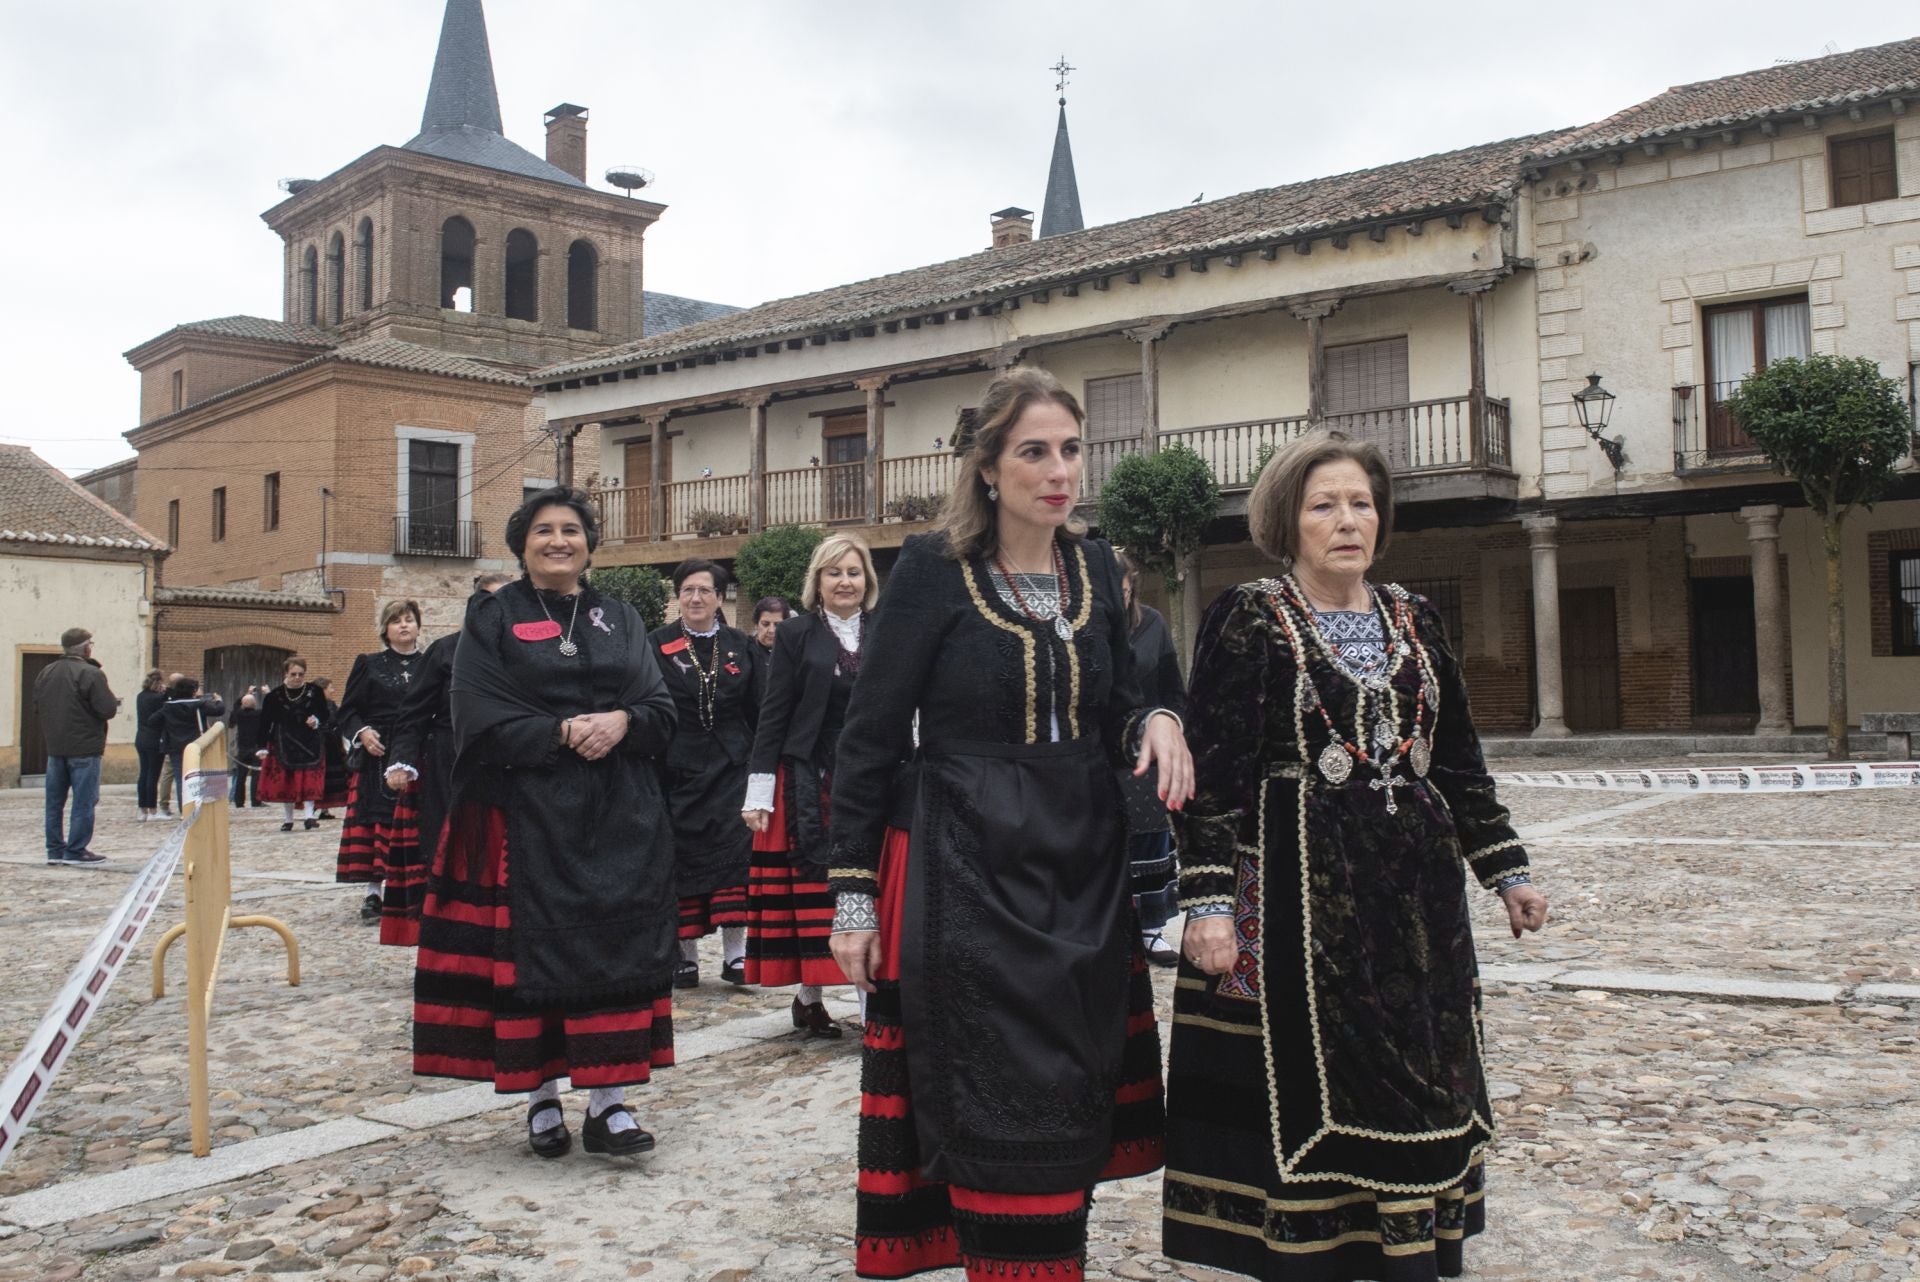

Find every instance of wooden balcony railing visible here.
[666,474,750,538]
[880,451,957,515]
[1161,416,1313,488]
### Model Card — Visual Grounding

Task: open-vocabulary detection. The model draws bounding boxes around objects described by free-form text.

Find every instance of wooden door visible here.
[822,413,867,522]
[1560,587,1621,731]
[1326,337,1410,467]
[19,652,58,776]
[1690,577,1759,726]
[621,439,669,541]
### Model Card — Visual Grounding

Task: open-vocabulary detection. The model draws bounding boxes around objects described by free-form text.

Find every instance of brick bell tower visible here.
[259,0,665,369]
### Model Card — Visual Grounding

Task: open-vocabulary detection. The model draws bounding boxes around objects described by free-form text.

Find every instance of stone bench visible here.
[1861,712,1920,758]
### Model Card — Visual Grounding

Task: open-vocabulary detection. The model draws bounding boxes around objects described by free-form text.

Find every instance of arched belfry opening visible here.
[441,215,476,312]
[355,217,375,310]
[300,245,319,325]
[567,239,597,330]
[504,228,539,321]
[325,231,346,323]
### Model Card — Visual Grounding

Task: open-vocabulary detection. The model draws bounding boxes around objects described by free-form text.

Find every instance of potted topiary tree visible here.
[734,524,826,609]
[1094,443,1221,673]
[1724,354,1911,759]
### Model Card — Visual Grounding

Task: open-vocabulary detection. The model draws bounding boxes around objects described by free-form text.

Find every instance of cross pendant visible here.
[1368,771,1408,815]
[402,671,411,683]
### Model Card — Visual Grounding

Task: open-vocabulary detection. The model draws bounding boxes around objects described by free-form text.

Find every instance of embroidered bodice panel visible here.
[1311,607,1389,684]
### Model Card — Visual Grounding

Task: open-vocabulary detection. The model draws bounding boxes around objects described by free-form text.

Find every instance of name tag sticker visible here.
[513,621,563,642]
[660,636,689,655]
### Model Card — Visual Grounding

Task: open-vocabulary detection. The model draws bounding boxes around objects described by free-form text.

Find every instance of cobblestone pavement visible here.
[0,757,1914,1281]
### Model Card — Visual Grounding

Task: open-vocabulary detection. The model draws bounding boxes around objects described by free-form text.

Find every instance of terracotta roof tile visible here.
[326,337,527,385]
[0,445,165,551]
[153,585,337,611]
[170,315,338,347]
[1532,36,1920,159]
[538,130,1564,380]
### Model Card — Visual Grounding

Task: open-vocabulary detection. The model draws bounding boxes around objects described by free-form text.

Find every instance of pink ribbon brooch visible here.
[589,606,612,633]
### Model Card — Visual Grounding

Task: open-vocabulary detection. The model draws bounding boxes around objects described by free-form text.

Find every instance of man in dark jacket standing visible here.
[33,627,120,866]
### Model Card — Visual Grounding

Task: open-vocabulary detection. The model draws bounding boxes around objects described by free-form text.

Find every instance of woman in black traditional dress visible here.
[381,574,515,946]
[1116,550,1187,967]
[650,560,764,989]
[751,596,793,657]
[1163,434,1549,1282]
[740,532,877,1038]
[827,367,1193,1281]
[256,656,327,831]
[335,600,425,925]
[412,488,678,1159]
[309,676,350,819]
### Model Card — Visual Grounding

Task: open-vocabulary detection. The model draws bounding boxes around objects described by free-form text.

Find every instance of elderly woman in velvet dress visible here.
[1162,433,1548,1282]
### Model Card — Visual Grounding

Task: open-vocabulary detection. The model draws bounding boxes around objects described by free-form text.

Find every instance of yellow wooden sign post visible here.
[148,722,301,1157]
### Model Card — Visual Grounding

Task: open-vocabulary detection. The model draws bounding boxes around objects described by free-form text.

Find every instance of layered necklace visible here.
[994,541,1075,642]
[1266,575,1433,814]
[820,609,865,679]
[680,623,722,730]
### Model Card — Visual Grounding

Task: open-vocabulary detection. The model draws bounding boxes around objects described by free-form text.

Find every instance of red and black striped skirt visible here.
[856,827,1164,1280]
[375,790,426,946]
[745,764,845,987]
[257,753,325,804]
[412,805,675,1092]
[677,884,751,939]
[334,773,387,883]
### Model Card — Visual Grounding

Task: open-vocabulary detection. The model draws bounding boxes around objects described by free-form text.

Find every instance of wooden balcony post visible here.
[1127,323,1171,451]
[1450,278,1495,466]
[746,396,769,534]
[1289,300,1341,427]
[860,376,888,523]
[647,415,665,541]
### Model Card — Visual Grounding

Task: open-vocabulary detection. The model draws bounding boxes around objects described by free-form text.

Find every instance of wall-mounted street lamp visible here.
[1571,372,1627,472]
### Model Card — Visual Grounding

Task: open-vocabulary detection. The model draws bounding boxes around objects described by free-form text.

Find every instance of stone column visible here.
[1524,514,1572,738]
[1740,503,1790,733]
[746,397,769,534]
[860,377,888,524]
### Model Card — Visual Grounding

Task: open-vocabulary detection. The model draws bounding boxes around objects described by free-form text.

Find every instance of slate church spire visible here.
[1040,56,1084,238]
[418,0,503,135]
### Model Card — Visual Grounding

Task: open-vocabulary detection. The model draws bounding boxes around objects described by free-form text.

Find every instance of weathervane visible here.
[1051,55,1075,105]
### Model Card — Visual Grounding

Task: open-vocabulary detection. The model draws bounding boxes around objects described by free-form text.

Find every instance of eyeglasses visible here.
[679,586,717,598]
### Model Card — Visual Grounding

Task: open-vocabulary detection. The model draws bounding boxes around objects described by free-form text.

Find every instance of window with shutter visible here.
[1325,337,1410,467]
[1829,132,1897,207]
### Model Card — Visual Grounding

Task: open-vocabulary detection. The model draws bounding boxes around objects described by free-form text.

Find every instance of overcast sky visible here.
[2,1,1911,475]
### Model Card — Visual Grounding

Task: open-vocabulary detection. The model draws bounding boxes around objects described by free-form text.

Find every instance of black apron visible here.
[900,735,1131,1194]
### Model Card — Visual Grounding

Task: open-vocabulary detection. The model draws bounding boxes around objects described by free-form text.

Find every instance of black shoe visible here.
[359,893,382,923]
[791,997,843,1039]
[304,818,320,831]
[318,811,337,821]
[720,959,747,986]
[281,822,295,833]
[582,1104,654,1157]
[250,802,266,808]
[1141,931,1180,969]
[673,958,698,989]
[527,1099,571,1160]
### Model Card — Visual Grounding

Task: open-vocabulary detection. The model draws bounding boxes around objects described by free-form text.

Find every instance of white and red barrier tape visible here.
[1494,762,1920,792]
[0,769,220,1170]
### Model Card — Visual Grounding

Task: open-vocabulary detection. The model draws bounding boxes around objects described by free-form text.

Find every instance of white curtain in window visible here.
[1763,301,1811,363]
[1708,309,1755,397]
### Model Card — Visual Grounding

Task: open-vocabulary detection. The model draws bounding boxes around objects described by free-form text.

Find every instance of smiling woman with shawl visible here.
[411,487,679,1161]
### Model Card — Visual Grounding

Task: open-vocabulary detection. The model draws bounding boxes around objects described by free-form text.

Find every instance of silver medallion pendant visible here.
[557,639,579,658]
[1318,742,1353,785]
[1054,615,1074,642]
[1409,735,1432,778]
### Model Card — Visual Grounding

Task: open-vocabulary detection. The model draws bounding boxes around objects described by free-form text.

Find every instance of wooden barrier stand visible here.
[149,722,301,1157]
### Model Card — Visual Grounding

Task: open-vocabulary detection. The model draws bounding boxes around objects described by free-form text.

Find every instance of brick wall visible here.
[138,348,306,425]
[1868,527,1920,655]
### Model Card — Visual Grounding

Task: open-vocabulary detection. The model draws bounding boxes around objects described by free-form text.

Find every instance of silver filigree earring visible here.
[987,484,999,501]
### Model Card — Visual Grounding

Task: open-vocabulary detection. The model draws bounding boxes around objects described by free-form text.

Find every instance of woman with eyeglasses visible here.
[649,560,765,990]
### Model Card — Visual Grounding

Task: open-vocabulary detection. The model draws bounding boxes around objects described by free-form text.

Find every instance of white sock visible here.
[528,1080,563,1133]
[282,804,295,822]
[368,879,382,896]
[302,801,316,820]
[721,926,747,966]
[588,1086,636,1132]
[796,983,822,1005]
[678,938,699,964]
[858,988,870,1026]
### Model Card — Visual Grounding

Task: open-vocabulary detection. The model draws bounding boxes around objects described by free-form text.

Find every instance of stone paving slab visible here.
[1551,970,1848,1005]
[3,761,1920,1279]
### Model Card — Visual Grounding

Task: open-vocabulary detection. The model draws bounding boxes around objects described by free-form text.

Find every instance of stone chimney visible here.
[991,207,1034,249]
[544,103,588,181]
